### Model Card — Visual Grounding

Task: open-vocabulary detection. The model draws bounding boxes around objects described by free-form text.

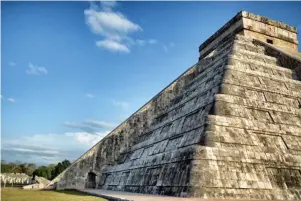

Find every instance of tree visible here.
[26,163,37,176]
[51,160,71,180]
[33,166,53,180]
[32,159,71,180]
[1,161,37,176]
[1,161,13,173]
[1,159,72,180]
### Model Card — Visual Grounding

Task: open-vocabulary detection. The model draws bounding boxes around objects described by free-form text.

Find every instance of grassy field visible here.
[1,188,108,201]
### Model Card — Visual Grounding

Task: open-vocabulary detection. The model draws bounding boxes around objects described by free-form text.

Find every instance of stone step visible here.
[231,48,279,66]
[103,145,197,173]
[222,71,301,99]
[214,100,301,127]
[232,38,266,55]
[148,86,216,133]
[199,35,263,66]
[206,115,301,137]
[215,94,301,115]
[149,68,223,129]
[221,83,301,111]
[206,115,301,154]
[225,65,301,90]
[228,56,295,80]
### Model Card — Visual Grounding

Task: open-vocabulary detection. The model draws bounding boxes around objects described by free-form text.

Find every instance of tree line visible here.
[1,159,71,180]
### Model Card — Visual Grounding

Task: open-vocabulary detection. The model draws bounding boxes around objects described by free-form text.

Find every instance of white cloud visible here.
[7,98,15,103]
[84,8,141,40]
[84,2,156,53]
[26,63,48,75]
[9,62,16,66]
[96,39,130,53]
[112,100,129,110]
[65,131,108,146]
[85,93,95,98]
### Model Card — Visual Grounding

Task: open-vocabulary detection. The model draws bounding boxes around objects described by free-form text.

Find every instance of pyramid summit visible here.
[47,11,301,200]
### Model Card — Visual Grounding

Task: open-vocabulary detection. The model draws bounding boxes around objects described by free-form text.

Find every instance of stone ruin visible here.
[47,11,301,200]
[0,173,50,189]
[22,176,50,189]
[0,173,33,186]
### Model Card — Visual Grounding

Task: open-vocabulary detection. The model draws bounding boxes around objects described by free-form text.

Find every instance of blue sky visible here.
[2,1,301,165]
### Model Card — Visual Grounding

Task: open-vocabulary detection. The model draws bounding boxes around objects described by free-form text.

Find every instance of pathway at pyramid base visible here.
[47,33,301,200]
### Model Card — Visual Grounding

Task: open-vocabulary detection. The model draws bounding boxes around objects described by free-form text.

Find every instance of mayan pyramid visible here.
[48,11,301,200]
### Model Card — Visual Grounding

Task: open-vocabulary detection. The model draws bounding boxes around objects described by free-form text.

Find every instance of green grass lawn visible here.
[1,188,108,201]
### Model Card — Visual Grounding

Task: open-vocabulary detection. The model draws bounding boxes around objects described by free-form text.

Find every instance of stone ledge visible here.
[225,65,301,91]
[199,11,298,59]
[215,94,301,115]
[77,187,301,201]
[222,79,301,99]
[207,115,301,137]
[241,11,297,33]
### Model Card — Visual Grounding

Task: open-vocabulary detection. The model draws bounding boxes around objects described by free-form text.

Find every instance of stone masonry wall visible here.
[48,46,201,190]
[189,35,301,200]
[49,25,234,192]
[49,32,301,200]
[96,33,241,196]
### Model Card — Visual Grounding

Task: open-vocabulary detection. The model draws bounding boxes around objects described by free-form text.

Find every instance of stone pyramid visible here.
[48,11,301,200]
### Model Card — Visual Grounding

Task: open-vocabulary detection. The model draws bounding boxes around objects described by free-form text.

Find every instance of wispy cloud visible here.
[96,39,130,53]
[112,99,129,110]
[7,98,15,103]
[1,131,109,164]
[26,63,48,75]
[9,61,16,66]
[1,95,16,103]
[63,121,96,133]
[85,93,95,98]
[85,1,155,53]
[2,147,59,157]
[84,120,116,129]
[63,119,116,133]
[135,39,157,46]
[163,42,175,52]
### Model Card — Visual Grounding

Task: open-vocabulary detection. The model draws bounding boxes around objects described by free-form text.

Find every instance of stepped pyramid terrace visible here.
[47,11,301,200]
